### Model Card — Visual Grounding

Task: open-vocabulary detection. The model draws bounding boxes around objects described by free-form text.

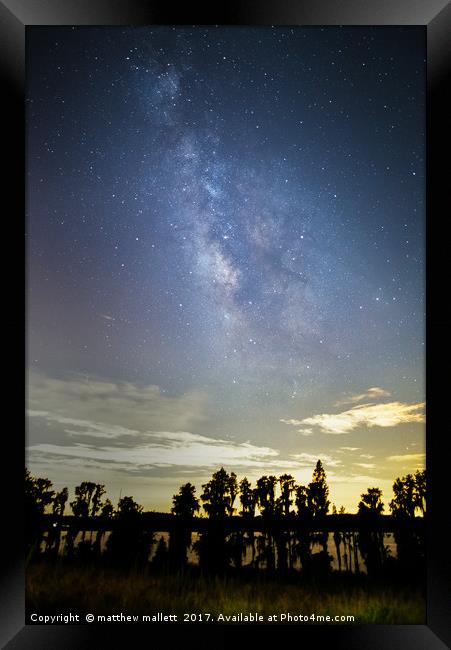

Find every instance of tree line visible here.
[25,460,425,579]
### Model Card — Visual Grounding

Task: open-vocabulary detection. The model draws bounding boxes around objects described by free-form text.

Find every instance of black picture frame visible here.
[4,0,450,647]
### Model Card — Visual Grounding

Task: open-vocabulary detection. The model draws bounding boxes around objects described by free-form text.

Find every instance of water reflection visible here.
[42,529,397,573]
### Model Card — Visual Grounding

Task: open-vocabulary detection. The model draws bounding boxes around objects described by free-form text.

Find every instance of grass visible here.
[26,560,425,624]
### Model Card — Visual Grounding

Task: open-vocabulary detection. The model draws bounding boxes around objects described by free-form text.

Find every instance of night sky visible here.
[26,26,426,512]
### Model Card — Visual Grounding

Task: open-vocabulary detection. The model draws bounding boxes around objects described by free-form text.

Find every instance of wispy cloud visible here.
[280,418,303,426]
[297,428,314,437]
[287,401,425,435]
[27,371,208,435]
[328,474,382,484]
[280,419,313,436]
[335,387,391,406]
[27,372,346,478]
[28,411,138,439]
[28,430,282,471]
[28,429,346,478]
[291,452,342,467]
[386,453,425,465]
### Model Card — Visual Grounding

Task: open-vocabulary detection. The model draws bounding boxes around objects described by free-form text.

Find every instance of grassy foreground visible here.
[26,561,425,624]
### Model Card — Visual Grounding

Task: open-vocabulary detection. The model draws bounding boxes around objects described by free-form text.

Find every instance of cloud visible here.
[28,411,138,439]
[28,427,346,477]
[280,420,313,436]
[353,462,376,469]
[27,371,208,435]
[335,387,391,406]
[386,453,425,465]
[27,371,347,478]
[293,401,425,435]
[298,428,314,437]
[339,447,361,452]
[364,387,391,398]
[28,431,345,474]
[291,452,342,467]
[328,474,381,484]
[28,430,283,472]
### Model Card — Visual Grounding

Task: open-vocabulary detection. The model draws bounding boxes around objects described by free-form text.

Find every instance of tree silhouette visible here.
[295,484,309,517]
[70,482,94,519]
[93,498,114,556]
[52,487,68,517]
[47,487,69,556]
[171,483,200,518]
[293,493,311,573]
[254,476,278,570]
[106,495,152,567]
[115,495,143,517]
[358,487,384,515]
[170,483,199,567]
[196,468,237,571]
[25,468,55,556]
[101,499,114,519]
[227,472,238,517]
[70,482,106,519]
[331,505,342,572]
[390,474,416,518]
[25,469,54,514]
[91,484,106,517]
[70,481,107,550]
[307,460,330,570]
[201,467,236,519]
[25,462,426,582]
[389,472,426,572]
[239,477,255,517]
[307,460,330,517]
[278,474,295,517]
[272,475,296,571]
[357,487,386,575]
[389,470,426,518]
[239,478,257,566]
[414,469,426,515]
[256,475,277,518]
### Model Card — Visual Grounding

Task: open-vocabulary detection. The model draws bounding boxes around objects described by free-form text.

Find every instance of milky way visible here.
[27,27,425,511]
